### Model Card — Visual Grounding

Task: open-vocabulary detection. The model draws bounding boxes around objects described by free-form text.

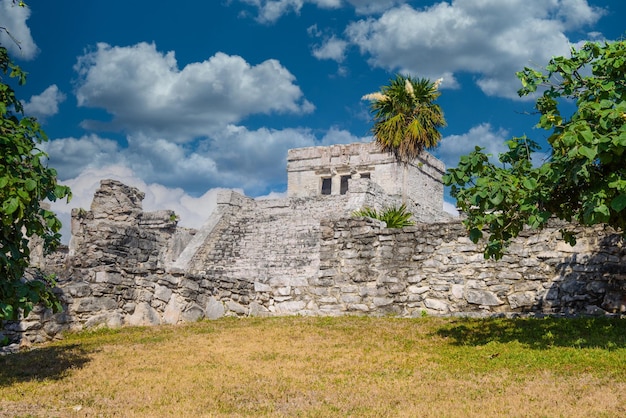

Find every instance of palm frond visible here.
[366,74,446,163]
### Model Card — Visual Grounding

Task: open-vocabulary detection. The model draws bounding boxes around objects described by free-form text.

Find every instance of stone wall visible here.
[316,218,626,316]
[3,179,626,347]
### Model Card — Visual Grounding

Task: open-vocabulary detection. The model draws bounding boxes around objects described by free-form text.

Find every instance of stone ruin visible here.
[2,142,626,347]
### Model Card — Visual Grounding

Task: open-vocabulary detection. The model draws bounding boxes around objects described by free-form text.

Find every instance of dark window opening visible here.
[361,173,371,179]
[340,175,351,195]
[321,178,332,195]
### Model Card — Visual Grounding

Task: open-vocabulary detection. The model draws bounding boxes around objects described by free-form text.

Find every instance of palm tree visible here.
[363,75,446,163]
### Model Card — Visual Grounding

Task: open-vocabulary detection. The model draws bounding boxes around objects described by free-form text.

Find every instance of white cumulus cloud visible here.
[345,0,407,15]
[0,0,38,59]
[235,0,342,23]
[41,135,123,179]
[434,123,510,170]
[44,126,370,200]
[196,125,369,193]
[73,42,314,141]
[345,0,605,98]
[312,35,349,62]
[22,85,66,119]
[234,0,406,22]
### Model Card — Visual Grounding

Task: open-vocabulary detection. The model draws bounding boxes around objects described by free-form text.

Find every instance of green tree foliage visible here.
[1,35,71,318]
[352,204,415,228]
[443,40,626,259]
[363,75,446,163]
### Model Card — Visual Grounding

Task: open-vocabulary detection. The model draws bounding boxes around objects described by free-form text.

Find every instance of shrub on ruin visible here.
[352,204,415,228]
[1,13,71,320]
[444,40,626,260]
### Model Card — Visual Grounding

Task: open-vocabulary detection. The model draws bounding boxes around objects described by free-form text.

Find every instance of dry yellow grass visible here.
[1,316,625,417]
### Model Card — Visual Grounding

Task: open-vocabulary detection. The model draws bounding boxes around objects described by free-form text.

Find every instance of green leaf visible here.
[595,204,610,218]
[24,179,37,191]
[469,228,483,243]
[5,198,19,215]
[610,194,626,212]
[490,192,504,205]
[578,145,597,160]
[522,178,538,190]
[578,129,594,144]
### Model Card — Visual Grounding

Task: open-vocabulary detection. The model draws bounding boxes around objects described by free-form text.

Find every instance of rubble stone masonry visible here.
[3,165,626,345]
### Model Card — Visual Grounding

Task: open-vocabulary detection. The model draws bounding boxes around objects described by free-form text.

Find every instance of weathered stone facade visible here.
[287,142,445,217]
[3,143,626,347]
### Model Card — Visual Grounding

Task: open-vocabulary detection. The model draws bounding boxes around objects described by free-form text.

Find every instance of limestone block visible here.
[127,302,161,326]
[226,300,247,315]
[496,271,523,280]
[16,321,42,332]
[407,275,424,284]
[254,282,271,292]
[384,283,404,294]
[307,287,328,297]
[543,286,559,301]
[205,297,225,320]
[465,289,503,306]
[372,297,393,307]
[162,296,182,324]
[275,286,292,296]
[560,280,586,295]
[424,298,449,311]
[451,284,464,299]
[585,305,607,315]
[407,285,429,295]
[339,285,358,293]
[43,321,69,337]
[513,281,541,292]
[182,304,205,322]
[407,293,424,303]
[66,283,92,298]
[347,304,369,312]
[90,179,144,219]
[95,271,123,284]
[536,251,562,259]
[309,277,334,287]
[73,297,118,313]
[519,258,541,267]
[154,284,173,302]
[508,292,537,309]
[488,284,510,294]
[180,279,200,292]
[274,300,306,313]
[602,290,626,313]
[249,302,270,317]
[555,239,591,253]
[84,312,123,329]
[319,304,343,314]
[137,290,153,303]
[158,274,180,286]
[586,280,608,294]
[466,280,481,289]
[341,294,361,304]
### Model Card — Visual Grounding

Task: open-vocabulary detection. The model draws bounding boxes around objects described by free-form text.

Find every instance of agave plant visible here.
[352,204,415,228]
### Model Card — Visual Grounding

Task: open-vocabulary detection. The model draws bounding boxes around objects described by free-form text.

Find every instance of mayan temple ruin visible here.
[3,142,626,346]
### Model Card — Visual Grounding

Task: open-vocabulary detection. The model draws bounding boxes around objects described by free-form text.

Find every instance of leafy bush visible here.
[1,39,71,319]
[352,204,415,228]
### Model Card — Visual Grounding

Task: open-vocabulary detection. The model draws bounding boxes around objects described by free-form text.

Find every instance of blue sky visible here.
[1,0,625,242]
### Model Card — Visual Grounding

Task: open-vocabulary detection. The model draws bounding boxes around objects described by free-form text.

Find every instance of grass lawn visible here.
[1,316,625,417]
